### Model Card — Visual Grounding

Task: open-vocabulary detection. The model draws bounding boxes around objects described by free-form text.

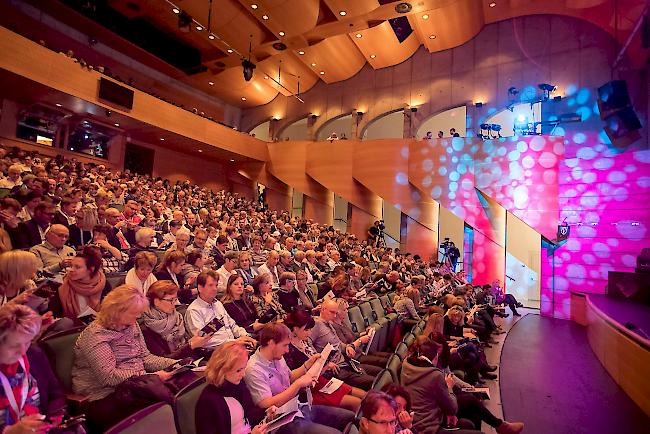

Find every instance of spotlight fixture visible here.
[198,149,203,153]
[55,103,62,107]
[105,109,112,117]
[508,86,519,95]
[172,7,180,14]
[242,59,256,81]
[264,75,269,79]
[241,97,247,101]
[178,11,192,33]
[298,50,305,55]
[251,4,258,9]
[208,34,216,40]
[422,14,429,20]
[370,54,376,59]
[475,102,483,108]
[489,2,497,7]
[230,159,235,162]
[114,123,120,127]
[339,11,347,16]
[355,33,362,38]
[160,138,165,141]
[311,63,316,66]
[208,81,214,85]
[553,95,562,102]
[319,71,325,75]
[410,107,418,112]
[279,31,285,37]
[227,49,233,53]
[429,35,436,39]
[538,83,556,100]
[262,14,269,20]
[357,111,364,116]
[395,2,412,14]
[196,25,203,31]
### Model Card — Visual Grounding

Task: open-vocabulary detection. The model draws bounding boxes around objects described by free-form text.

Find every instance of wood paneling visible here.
[586,297,650,416]
[296,35,366,84]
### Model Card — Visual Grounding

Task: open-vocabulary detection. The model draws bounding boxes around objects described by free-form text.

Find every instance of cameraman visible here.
[447,242,460,271]
[367,220,380,247]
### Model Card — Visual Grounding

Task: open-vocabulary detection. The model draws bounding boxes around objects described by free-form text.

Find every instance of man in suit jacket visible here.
[52,197,77,228]
[9,201,56,249]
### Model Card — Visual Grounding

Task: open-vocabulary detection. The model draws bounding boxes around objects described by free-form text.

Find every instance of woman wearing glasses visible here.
[140,280,212,358]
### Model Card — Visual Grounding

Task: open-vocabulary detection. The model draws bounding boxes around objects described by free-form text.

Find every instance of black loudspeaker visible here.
[597,80,631,118]
[603,106,642,147]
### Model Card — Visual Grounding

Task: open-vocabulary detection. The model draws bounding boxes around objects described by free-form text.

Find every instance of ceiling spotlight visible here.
[395,2,412,13]
[319,71,325,75]
[196,25,203,31]
[227,49,233,53]
[355,33,362,38]
[208,34,215,40]
[489,2,497,7]
[114,123,120,127]
[339,11,346,16]
[264,75,269,79]
[198,149,203,153]
[55,103,62,107]
[208,81,214,85]
[242,59,256,81]
[172,7,180,14]
[298,50,305,55]
[251,4,258,9]
[429,34,436,39]
[370,54,376,59]
[230,159,235,162]
[311,62,316,66]
[279,31,285,37]
[422,14,429,20]
[178,11,192,33]
[160,138,165,141]
[262,14,269,20]
[241,97,247,101]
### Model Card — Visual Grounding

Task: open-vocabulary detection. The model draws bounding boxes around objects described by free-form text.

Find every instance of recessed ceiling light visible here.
[279,31,285,37]
[422,14,429,19]
[264,75,269,79]
[429,34,436,39]
[55,103,62,107]
[262,14,269,20]
[114,123,120,127]
[319,71,325,75]
[208,34,215,40]
[355,33,362,38]
[196,25,203,31]
[227,49,233,53]
[298,50,305,55]
[311,63,316,66]
[230,159,235,162]
[160,138,165,141]
[251,4,258,9]
[339,11,346,16]
[172,7,180,14]
[489,2,496,7]
[198,149,203,153]
[208,81,214,85]
[241,97,247,101]
[370,54,376,59]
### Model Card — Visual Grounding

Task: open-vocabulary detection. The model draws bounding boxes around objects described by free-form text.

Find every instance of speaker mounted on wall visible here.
[597,80,642,148]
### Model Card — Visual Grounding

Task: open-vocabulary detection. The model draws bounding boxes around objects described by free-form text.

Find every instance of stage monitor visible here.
[597,80,631,117]
[98,78,134,110]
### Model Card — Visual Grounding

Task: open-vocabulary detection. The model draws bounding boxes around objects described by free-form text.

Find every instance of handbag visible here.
[114,374,177,405]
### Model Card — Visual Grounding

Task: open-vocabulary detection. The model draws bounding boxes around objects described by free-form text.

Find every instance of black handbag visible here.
[114,374,177,405]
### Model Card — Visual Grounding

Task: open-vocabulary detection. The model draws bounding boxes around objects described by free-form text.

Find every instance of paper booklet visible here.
[77,306,98,319]
[461,386,491,400]
[323,291,336,301]
[265,397,304,432]
[306,343,334,383]
[318,378,344,395]
[362,327,376,355]
[354,289,367,299]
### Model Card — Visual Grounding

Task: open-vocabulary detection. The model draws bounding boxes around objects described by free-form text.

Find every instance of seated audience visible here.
[277,271,302,313]
[382,384,416,434]
[236,250,258,286]
[196,341,268,434]
[29,224,75,275]
[257,250,280,287]
[9,201,55,249]
[221,274,263,334]
[244,322,355,433]
[124,227,156,269]
[125,251,158,294]
[0,198,21,253]
[284,308,365,412]
[141,280,211,358]
[154,250,186,289]
[52,246,110,320]
[357,390,400,434]
[72,285,177,432]
[250,272,286,323]
[184,271,256,349]
[91,223,127,273]
[216,250,239,296]
[0,250,39,306]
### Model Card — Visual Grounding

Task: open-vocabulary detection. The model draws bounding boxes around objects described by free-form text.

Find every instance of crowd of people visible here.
[0,145,525,434]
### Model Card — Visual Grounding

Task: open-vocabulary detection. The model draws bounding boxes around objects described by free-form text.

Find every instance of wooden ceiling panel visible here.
[242,0,321,37]
[186,67,279,106]
[322,0,381,18]
[295,34,366,83]
[415,0,486,53]
[352,21,422,69]
[258,52,319,96]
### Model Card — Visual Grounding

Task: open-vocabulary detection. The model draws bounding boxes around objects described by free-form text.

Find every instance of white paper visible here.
[77,305,98,318]
[354,289,366,299]
[323,291,335,301]
[318,378,344,395]
[266,397,304,431]
[461,386,490,399]
[306,343,334,383]
[362,327,376,355]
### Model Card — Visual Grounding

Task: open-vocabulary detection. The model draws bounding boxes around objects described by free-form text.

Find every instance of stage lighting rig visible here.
[242,36,256,82]
[538,83,556,101]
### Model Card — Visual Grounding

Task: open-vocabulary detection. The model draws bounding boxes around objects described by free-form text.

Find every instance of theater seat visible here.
[173,379,207,434]
[308,283,318,299]
[344,422,359,434]
[370,298,397,350]
[385,354,402,383]
[394,342,408,361]
[39,327,84,392]
[371,369,393,391]
[359,302,388,352]
[402,333,416,347]
[106,272,127,289]
[347,305,367,335]
[105,402,175,434]
[387,293,396,304]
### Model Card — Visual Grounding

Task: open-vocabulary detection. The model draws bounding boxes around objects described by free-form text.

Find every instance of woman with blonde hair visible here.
[196,341,268,434]
[0,250,39,306]
[125,250,158,294]
[72,285,177,432]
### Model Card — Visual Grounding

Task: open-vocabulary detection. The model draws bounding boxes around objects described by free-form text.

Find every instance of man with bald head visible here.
[258,250,280,287]
[30,224,75,274]
[104,207,131,249]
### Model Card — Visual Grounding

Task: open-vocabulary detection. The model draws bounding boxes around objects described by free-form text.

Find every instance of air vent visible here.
[272,42,287,51]
[395,2,412,13]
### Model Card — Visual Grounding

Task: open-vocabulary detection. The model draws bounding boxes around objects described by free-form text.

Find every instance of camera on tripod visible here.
[440,237,452,251]
[378,220,385,231]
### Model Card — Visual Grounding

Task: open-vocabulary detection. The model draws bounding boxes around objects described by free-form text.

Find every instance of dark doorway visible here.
[124,143,154,176]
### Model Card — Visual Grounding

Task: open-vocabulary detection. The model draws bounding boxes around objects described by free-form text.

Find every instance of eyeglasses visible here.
[161,297,179,303]
[366,417,398,428]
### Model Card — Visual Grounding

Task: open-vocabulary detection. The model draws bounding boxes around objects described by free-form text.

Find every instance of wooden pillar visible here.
[352,111,363,139]
[307,115,318,141]
[269,118,280,141]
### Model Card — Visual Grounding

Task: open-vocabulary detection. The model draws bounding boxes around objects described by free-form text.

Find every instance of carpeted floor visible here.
[499,314,649,434]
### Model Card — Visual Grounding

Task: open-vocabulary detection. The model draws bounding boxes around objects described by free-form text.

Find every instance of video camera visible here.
[440,237,452,251]
[377,220,385,231]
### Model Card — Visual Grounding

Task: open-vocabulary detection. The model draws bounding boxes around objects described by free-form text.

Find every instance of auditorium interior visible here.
[0,0,648,433]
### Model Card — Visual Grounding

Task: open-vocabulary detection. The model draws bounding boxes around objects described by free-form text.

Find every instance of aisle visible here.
[499,314,649,434]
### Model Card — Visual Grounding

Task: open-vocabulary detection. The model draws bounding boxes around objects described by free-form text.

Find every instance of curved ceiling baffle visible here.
[266,141,334,224]
[306,140,383,235]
